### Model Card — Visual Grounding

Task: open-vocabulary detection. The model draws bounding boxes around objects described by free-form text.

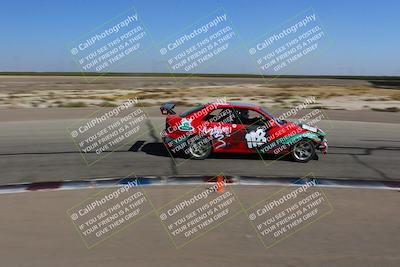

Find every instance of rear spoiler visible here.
[160,102,176,115]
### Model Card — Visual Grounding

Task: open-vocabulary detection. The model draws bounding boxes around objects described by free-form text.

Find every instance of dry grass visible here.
[1,76,400,111]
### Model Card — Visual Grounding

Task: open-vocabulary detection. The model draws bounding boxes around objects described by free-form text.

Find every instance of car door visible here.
[201,108,246,151]
[231,108,274,153]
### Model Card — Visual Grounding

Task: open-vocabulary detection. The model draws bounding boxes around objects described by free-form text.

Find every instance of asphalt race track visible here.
[0,99,399,267]
[0,108,399,185]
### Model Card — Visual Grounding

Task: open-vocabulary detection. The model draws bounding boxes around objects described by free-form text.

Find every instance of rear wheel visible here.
[291,139,315,163]
[187,137,212,160]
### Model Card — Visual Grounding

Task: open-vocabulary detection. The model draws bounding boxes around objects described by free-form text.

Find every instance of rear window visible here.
[180,105,205,117]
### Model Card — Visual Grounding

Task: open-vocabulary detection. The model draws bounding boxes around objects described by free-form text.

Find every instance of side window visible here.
[204,108,236,124]
[235,108,266,126]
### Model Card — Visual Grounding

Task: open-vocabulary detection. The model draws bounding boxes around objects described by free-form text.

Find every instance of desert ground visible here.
[0,75,399,111]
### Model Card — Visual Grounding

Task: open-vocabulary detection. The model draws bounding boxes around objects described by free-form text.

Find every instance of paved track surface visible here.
[0,108,399,184]
[0,186,399,267]
[0,106,398,266]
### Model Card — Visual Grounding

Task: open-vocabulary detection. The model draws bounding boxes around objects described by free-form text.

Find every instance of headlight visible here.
[301,124,318,133]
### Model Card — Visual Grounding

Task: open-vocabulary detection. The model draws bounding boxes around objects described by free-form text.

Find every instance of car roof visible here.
[209,102,261,109]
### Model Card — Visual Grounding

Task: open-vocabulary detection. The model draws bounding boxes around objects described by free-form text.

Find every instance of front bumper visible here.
[317,139,328,154]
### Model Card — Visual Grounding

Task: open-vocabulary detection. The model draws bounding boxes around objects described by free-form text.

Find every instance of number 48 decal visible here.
[245,128,267,148]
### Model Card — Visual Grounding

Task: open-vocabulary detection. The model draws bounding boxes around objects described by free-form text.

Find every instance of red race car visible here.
[160,101,328,162]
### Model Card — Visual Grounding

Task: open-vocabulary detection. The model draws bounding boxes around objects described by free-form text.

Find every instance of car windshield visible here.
[261,107,285,125]
[180,105,205,117]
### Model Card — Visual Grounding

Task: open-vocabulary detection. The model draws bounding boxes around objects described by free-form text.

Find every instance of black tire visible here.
[291,139,316,163]
[187,136,212,160]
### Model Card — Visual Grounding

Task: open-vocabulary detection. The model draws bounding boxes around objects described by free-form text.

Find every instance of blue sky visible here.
[1,0,399,75]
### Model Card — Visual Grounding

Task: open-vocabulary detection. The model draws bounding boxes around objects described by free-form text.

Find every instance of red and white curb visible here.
[0,176,399,195]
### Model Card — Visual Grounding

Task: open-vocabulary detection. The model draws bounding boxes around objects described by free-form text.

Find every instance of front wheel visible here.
[291,139,315,163]
[187,137,212,160]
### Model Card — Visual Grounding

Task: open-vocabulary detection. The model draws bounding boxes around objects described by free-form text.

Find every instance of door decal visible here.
[245,128,267,148]
[202,126,232,149]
